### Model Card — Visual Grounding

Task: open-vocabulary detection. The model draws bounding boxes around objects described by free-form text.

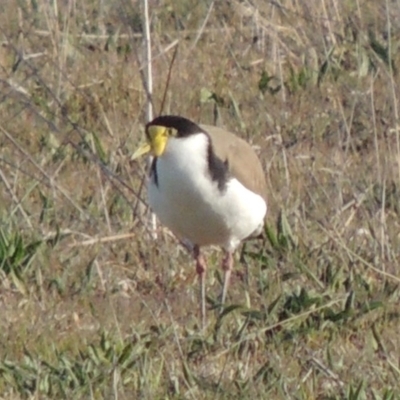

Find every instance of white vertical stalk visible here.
[143,0,157,238]
[143,0,153,123]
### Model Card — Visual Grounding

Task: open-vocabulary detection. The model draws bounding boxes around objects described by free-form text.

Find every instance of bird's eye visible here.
[170,128,178,137]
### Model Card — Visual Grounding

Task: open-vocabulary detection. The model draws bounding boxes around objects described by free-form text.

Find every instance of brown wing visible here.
[200,124,268,203]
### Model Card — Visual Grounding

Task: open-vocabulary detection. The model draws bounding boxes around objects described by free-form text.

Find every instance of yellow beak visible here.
[131,125,169,160]
[131,142,151,160]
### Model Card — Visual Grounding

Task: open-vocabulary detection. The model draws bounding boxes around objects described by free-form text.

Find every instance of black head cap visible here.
[146,115,206,138]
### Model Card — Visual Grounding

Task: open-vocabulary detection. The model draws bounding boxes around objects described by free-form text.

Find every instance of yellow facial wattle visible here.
[148,125,169,157]
[131,125,169,160]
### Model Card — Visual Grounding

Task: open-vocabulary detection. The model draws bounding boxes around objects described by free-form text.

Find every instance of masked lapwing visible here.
[132,115,267,328]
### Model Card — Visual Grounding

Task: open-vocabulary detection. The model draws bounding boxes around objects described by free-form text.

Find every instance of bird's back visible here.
[200,125,268,204]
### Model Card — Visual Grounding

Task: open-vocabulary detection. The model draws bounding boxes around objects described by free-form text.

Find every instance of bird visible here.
[132,115,267,328]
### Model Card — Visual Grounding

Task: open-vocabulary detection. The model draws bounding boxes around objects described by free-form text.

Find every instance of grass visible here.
[1,0,400,398]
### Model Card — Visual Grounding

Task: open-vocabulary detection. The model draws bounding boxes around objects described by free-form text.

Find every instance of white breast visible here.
[148,134,267,251]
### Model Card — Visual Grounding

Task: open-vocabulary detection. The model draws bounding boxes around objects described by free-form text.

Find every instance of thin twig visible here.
[158,44,179,115]
[190,0,215,50]
[69,232,137,247]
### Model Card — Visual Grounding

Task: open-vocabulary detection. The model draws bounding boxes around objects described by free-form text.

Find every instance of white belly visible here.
[148,134,267,251]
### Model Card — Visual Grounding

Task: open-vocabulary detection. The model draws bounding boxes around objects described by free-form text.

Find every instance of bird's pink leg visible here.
[221,251,233,308]
[194,245,206,329]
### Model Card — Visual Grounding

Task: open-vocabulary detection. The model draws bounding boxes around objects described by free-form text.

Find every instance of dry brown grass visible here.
[1,0,400,398]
